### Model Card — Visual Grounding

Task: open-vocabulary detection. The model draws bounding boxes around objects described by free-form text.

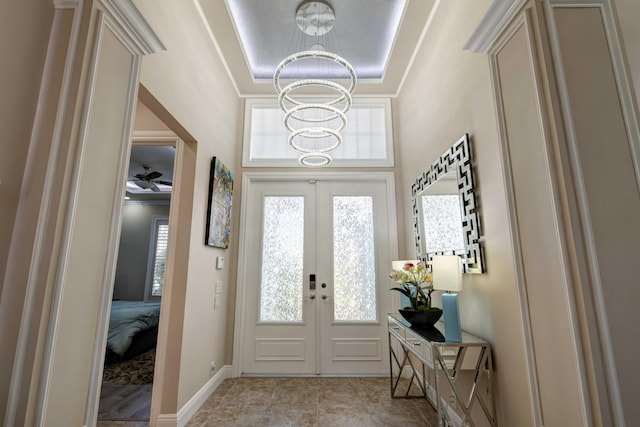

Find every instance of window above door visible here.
[242,98,394,168]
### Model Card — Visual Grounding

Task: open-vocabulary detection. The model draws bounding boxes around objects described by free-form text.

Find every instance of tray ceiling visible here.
[197,0,438,96]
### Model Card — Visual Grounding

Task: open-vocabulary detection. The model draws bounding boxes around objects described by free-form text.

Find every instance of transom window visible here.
[243,98,394,167]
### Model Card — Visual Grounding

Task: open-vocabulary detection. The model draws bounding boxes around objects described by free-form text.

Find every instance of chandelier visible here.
[273,0,357,167]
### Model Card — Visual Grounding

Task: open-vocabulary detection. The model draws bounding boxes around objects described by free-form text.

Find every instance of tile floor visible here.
[187,377,439,426]
[97,422,149,427]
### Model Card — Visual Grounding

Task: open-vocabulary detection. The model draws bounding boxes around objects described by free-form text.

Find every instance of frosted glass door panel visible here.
[333,196,377,321]
[259,196,304,322]
[242,181,316,375]
[317,180,393,375]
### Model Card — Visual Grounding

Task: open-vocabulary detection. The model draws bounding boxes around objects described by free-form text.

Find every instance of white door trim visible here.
[232,171,399,377]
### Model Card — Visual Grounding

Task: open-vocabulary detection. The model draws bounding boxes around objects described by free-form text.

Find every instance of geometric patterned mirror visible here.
[412,133,485,273]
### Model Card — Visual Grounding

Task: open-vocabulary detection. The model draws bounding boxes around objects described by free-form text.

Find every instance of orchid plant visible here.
[389,261,435,312]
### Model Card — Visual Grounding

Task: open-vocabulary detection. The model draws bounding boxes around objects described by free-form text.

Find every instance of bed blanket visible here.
[108,301,161,356]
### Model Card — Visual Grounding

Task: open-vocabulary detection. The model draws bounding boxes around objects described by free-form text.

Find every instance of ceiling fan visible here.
[131,165,172,192]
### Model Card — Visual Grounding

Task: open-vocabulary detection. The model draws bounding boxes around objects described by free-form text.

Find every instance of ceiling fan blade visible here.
[146,171,162,180]
[149,182,161,192]
[135,180,152,189]
[155,180,172,186]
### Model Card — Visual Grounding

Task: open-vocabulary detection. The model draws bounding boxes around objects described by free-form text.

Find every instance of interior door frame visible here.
[232,171,400,377]
[87,130,187,423]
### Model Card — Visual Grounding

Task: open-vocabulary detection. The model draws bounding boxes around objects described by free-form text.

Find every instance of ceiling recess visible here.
[295,1,336,36]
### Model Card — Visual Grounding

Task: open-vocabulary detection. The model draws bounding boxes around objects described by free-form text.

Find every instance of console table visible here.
[388,313,497,426]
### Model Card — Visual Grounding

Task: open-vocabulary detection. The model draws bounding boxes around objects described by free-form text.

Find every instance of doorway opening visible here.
[97,141,175,422]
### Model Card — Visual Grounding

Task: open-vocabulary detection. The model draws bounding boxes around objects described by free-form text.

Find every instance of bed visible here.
[105,300,162,364]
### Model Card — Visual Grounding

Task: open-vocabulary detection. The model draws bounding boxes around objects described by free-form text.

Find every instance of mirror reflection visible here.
[417,170,465,257]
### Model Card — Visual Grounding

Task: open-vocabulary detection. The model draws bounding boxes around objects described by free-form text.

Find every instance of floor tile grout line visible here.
[185,377,437,426]
[203,378,237,416]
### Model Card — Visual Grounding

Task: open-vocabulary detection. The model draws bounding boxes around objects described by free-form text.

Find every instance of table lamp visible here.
[432,255,463,342]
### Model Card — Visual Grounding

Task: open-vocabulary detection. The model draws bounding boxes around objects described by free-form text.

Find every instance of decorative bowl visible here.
[398,307,443,328]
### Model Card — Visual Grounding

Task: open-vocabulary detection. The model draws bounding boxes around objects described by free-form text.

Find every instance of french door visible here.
[239,176,395,375]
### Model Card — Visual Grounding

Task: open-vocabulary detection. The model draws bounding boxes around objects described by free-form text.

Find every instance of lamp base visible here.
[442,293,462,342]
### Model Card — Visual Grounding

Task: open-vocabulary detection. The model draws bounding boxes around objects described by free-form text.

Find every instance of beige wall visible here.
[552,6,640,423]
[395,1,533,425]
[607,1,640,421]
[0,3,67,422]
[491,6,592,424]
[134,0,243,411]
[135,99,171,131]
[114,202,171,301]
[0,1,54,294]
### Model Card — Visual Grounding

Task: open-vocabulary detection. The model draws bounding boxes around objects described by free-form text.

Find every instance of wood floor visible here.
[98,383,152,421]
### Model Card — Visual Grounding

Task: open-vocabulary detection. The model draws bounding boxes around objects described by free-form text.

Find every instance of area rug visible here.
[102,348,156,385]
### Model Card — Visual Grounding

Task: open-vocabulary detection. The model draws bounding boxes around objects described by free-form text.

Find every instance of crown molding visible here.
[99,0,165,54]
[464,0,528,53]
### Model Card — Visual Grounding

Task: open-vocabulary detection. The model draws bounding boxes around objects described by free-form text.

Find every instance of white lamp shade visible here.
[392,260,420,271]
[431,255,462,292]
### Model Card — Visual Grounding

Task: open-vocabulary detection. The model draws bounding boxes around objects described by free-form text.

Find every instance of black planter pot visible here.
[399,307,443,328]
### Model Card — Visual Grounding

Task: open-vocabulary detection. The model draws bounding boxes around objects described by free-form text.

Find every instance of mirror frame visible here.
[412,133,485,273]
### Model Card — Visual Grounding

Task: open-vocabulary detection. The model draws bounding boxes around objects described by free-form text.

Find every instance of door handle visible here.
[310,294,316,300]
[321,294,329,300]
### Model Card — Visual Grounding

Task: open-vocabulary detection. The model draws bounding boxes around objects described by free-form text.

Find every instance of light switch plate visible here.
[215,281,222,294]
[216,256,224,269]
[213,296,220,309]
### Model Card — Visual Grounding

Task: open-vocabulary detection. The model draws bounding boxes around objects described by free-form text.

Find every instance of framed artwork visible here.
[205,157,234,248]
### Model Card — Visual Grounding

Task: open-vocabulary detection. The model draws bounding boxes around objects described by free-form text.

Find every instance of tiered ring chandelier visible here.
[273,0,357,167]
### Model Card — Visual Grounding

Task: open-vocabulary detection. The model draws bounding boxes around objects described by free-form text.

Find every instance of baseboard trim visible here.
[156,365,233,427]
[155,414,177,427]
